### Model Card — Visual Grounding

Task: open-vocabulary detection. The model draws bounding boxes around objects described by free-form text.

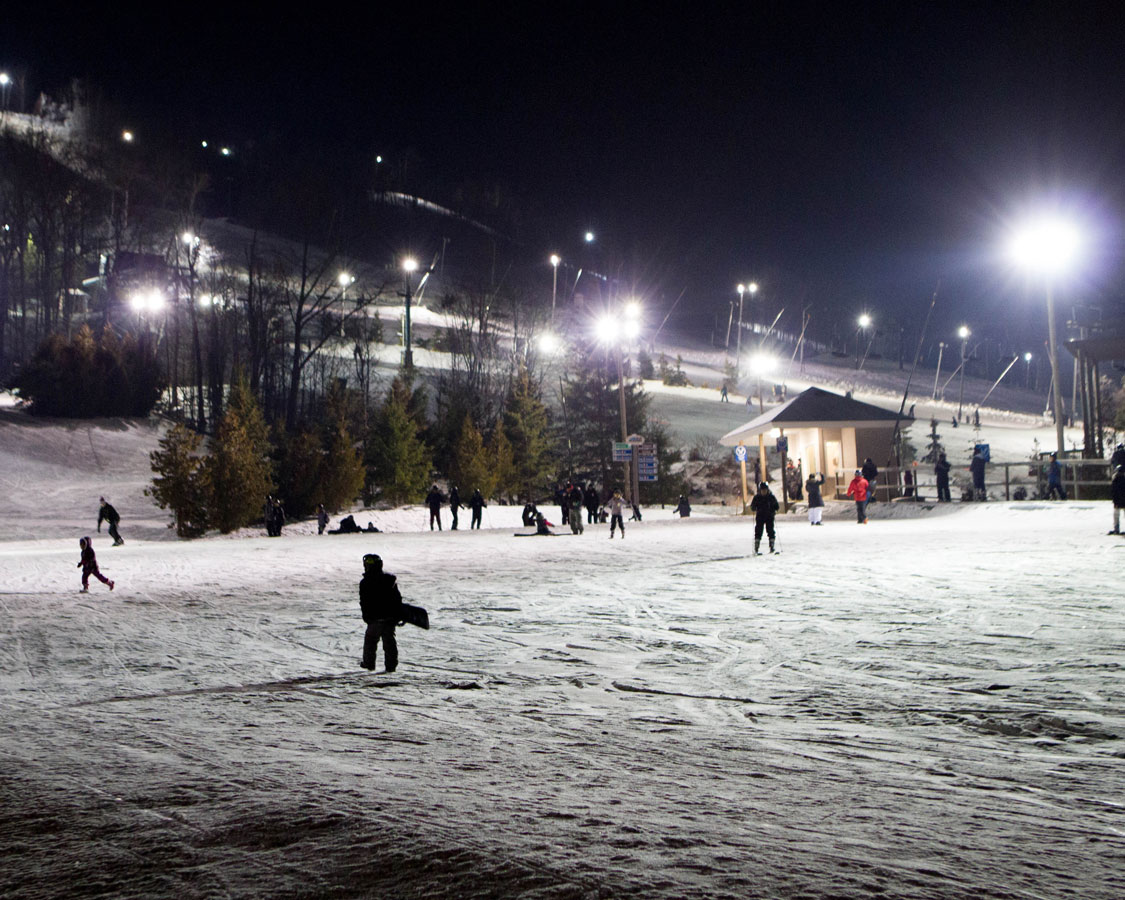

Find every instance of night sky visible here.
[5,4,1125,343]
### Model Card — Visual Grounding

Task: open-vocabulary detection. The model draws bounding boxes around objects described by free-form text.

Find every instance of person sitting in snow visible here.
[534,511,555,535]
[97,497,124,546]
[77,536,114,593]
[359,553,403,673]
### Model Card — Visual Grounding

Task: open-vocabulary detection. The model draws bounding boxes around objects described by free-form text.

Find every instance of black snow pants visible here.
[362,619,398,671]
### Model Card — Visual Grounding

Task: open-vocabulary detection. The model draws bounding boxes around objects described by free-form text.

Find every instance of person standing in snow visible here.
[584,484,600,524]
[934,453,952,502]
[268,497,286,536]
[1045,454,1066,500]
[674,494,691,517]
[846,469,869,523]
[568,484,585,534]
[805,472,826,525]
[97,497,124,546]
[1111,466,1125,534]
[77,537,114,593]
[749,481,780,554]
[860,458,878,516]
[1111,443,1125,470]
[970,449,987,500]
[607,490,626,539]
[449,486,461,530]
[426,484,444,530]
[469,489,486,530]
[317,504,329,535]
[359,554,403,673]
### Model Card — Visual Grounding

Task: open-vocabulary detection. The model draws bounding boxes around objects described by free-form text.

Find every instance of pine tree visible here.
[489,425,516,501]
[368,388,432,505]
[276,428,323,520]
[207,377,274,533]
[451,413,497,500]
[503,368,552,498]
[146,423,210,538]
[320,413,366,512]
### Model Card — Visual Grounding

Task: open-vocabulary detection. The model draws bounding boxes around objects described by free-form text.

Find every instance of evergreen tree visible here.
[320,412,366,512]
[503,367,553,498]
[146,423,210,538]
[489,425,516,501]
[368,387,432,505]
[451,413,497,500]
[207,377,274,533]
[276,428,323,520]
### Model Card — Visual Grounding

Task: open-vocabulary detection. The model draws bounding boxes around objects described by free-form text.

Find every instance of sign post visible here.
[735,441,749,512]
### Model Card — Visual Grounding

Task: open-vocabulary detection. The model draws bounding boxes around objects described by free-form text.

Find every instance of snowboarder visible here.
[607,490,625,539]
[935,453,952,502]
[97,497,124,546]
[970,449,987,500]
[449,486,461,530]
[317,504,329,535]
[674,494,691,517]
[584,485,599,524]
[469,489,486,529]
[426,484,444,530]
[77,536,113,593]
[359,553,403,673]
[750,481,780,553]
[534,511,555,535]
[805,472,826,525]
[1112,466,1125,534]
[1046,454,1066,500]
[846,469,869,523]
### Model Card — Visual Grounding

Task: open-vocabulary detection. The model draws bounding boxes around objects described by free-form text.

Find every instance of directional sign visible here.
[612,441,632,462]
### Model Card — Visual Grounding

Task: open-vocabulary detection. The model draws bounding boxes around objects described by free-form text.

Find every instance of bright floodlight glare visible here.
[585,231,595,243]
[748,282,759,294]
[0,73,10,86]
[595,315,619,344]
[182,231,196,245]
[737,283,745,295]
[201,140,208,148]
[550,253,560,267]
[958,325,971,340]
[1009,217,1081,276]
[402,257,418,273]
[220,147,232,157]
[1024,351,1033,361]
[623,299,642,319]
[538,332,558,354]
[748,352,775,376]
[338,272,353,287]
[858,313,872,328]
[624,319,641,340]
[122,130,134,143]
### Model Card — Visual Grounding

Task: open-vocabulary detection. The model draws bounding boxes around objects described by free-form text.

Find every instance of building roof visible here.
[719,387,905,446]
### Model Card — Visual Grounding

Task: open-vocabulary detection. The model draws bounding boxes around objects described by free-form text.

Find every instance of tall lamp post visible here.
[856,313,872,370]
[748,351,775,488]
[598,300,643,508]
[402,256,418,369]
[1023,351,1033,389]
[550,254,561,322]
[956,325,970,422]
[1008,216,1081,457]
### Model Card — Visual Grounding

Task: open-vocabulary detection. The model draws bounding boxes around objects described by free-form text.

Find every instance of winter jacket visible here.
[846,476,869,502]
[970,454,986,483]
[607,495,625,517]
[78,544,99,573]
[584,487,599,511]
[861,460,878,484]
[449,488,461,511]
[749,491,779,520]
[426,488,444,512]
[360,571,403,623]
[805,475,825,508]
[674,497,691,517]
[1047,460,1062,485]
[1111,448,1125,469]
[935,458,951,481]
[97,503,120,528]
[469,491,486,512]
[1113,470,1125,508]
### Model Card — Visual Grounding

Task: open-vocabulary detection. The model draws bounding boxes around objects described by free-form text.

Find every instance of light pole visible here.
[0,72,10,112]
[856,313,872,370]
[550,254,560,321]
[736,284,745,356]
[1023,351,1033,389]
[957,325,970,422]
[402,257,418,369]
[748,351,775,488]
[598,300,643,508]
[932,341,945,400]
[1008,216,1080,456]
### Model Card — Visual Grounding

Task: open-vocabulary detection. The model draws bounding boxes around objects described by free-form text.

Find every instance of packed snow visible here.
[1,371,1122,899]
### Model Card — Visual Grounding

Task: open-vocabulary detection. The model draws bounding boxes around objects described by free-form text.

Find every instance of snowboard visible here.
[400,602,429,630]
[513,532,580,537]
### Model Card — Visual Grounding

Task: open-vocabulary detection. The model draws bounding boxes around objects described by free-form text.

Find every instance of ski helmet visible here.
[363,553,382,570]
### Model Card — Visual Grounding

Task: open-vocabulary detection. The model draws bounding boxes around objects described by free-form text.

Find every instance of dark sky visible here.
[5,3,1125,342]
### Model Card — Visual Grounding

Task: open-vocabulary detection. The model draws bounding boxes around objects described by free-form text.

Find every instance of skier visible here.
[77,536,114,593]
[749,481,780,553]
[1045,454,1066,500]
[426,484,444,530]
[359,553,403,673]
[970,449,987,500]
[674,494,691,517]
[97,497,124,546]
[469,489,486,530]
[317,504,329,535]
[449,486,461,530]
[584,485,600,524]
[935,453,952,502]
[1111,465,1125,534]
[607,490,626,539]
[805,472,826,525]
[846,469,869,524]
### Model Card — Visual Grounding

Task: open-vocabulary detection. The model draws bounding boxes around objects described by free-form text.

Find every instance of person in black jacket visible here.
[449,486,461,530]
[97,497,124,546]
[1111,466,1125,534]
[860,458,878,515]
[935,453,952,502]
[674,495,691,517]
[469,489,486,529]
[359,554,403,672]
[749,481,780,554]
[584,485,599,524]
[805,473,825,525]
[426,485,444,531]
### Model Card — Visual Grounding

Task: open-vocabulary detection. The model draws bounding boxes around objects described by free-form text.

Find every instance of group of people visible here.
[426,485,488,531]
[844,458,879,524]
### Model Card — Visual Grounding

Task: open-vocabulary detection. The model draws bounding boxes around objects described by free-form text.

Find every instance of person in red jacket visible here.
[846,469,869,524]
[77,536,114,593]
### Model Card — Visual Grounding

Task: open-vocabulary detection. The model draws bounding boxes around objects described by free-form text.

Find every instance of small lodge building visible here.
[719,387,909,500]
